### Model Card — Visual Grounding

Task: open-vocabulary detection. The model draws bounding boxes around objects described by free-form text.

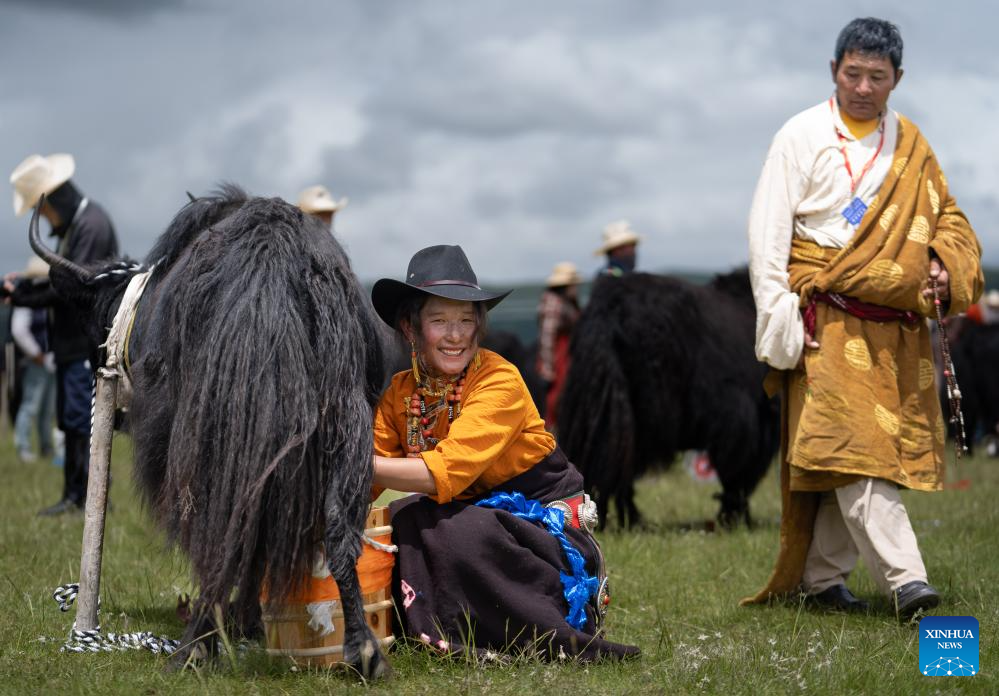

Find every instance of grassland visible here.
[1,432,995,694]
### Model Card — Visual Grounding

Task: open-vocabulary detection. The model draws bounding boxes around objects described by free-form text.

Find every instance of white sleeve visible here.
[747,144,806,370]
[11,308,42,358]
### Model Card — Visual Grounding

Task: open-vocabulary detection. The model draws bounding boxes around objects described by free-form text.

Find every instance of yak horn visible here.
[186,191,196,203]
[28,195,93,283]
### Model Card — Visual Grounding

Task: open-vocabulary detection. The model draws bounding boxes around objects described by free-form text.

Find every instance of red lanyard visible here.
[829,97,885,195]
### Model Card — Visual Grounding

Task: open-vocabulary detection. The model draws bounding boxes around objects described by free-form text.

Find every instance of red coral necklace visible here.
[406,369,467,455]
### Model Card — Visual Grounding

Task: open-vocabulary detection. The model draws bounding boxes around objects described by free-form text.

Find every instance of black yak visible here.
[28,185,389,677]
[557,268,780,528]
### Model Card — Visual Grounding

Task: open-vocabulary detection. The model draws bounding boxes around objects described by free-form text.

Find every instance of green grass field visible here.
[1,430,995,695]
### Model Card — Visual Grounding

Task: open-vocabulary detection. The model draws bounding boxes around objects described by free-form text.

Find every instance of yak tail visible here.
[129,193,379,636]
[556,302,635,525]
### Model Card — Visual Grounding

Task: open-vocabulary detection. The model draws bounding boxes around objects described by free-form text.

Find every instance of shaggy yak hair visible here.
[556,269,780,528]
[29,185,389,677]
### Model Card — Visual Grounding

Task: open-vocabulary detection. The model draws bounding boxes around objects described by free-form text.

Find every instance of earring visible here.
[410,341,421,384]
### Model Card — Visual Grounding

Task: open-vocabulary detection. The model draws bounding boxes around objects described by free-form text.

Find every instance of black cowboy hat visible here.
[371,245,512,327]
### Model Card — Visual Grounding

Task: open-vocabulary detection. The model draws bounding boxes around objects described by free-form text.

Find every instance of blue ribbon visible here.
[476,491,599,630]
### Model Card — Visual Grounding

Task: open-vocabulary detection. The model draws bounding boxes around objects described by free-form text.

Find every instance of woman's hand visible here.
[372,454,438,495]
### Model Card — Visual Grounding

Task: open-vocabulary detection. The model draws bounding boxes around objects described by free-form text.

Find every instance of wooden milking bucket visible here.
[261,506,395,667]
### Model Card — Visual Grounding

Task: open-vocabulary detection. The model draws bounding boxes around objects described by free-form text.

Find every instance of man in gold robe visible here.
[745,17,983,618]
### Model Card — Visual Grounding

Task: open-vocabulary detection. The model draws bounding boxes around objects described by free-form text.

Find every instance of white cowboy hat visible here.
[985,289,999,308]
[546,261,582,288]
[296,185,348,214]
[9,153,75,217]
[22,256,50,279]
[594,219,641,255]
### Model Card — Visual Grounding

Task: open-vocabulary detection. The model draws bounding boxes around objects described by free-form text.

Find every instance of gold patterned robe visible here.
[743,114,983,605]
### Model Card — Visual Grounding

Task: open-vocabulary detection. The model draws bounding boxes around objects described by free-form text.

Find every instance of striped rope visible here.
[52,583,180,655]
[90,263,146,282]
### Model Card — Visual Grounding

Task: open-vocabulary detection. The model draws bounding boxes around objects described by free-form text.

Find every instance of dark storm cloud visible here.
[2,0,188,19]
[0,1,995,282]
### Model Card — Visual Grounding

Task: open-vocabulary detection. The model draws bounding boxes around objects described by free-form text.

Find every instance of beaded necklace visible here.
[406,367,467,455]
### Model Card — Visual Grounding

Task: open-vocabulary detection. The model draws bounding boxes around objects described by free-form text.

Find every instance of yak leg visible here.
[709,398,757,528]
[166,598,220,671]
[614,481,643,529]
[324,497,390,680]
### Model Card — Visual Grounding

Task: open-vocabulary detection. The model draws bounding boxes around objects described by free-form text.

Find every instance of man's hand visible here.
[796,326,820,369]
[923,257,950,303]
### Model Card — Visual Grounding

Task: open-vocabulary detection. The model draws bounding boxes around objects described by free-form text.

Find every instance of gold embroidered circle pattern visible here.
[935,414,946,444]
[927,179,940,215]
[795,375,812,404]
[918,358,935,390]
[875,404,901,436]
[879,204,899,231]
[843,338,872,371]
[907,215,930,244]
[884,352,899,377]
[868,259,904,291]
[900,422,930,453]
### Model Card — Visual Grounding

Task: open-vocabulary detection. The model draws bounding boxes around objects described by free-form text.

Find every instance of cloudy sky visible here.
[1,0,996,283]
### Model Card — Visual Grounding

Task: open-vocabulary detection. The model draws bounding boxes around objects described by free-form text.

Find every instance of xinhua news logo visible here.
[919,616,979,676]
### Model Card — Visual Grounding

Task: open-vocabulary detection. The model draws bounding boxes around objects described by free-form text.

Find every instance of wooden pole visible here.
[74,367,118,632]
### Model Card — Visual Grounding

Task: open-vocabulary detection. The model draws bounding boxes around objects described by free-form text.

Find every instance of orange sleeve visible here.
[371,382,406,501]
[420,362,528,504]
[373,388,405,458]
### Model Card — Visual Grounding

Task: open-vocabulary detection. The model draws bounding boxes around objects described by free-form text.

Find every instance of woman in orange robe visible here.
[370,244,637,661]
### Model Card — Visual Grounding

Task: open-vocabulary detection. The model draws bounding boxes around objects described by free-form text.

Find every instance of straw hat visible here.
[297,185,348,214]
[371,245,512,327]
[9,153,75,217]
[22,256,50,279]
[594,219,641,255]
[545,261,582,288]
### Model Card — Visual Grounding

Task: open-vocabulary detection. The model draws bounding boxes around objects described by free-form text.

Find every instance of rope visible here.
[475,492,599,630]
[90,262,145,282]
[362,535,398,553]
[52,583,180,655]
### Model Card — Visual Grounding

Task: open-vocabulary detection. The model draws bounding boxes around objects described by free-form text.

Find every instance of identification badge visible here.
[842,197,868,226]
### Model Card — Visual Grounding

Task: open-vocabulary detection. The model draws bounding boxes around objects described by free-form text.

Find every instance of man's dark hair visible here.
[834,17,903,71]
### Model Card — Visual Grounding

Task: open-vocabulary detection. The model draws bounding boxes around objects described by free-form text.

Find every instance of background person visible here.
[296,184,347,230]
[536,261,582,430]
[369,244,637,660]
[595,220,640,278]
[744,18,983,618]
[9,257,56,462]
[5,153,119,515]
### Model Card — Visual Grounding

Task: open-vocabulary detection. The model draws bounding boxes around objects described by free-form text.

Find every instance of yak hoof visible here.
[164,640,209,673]
[346,638,391,681]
